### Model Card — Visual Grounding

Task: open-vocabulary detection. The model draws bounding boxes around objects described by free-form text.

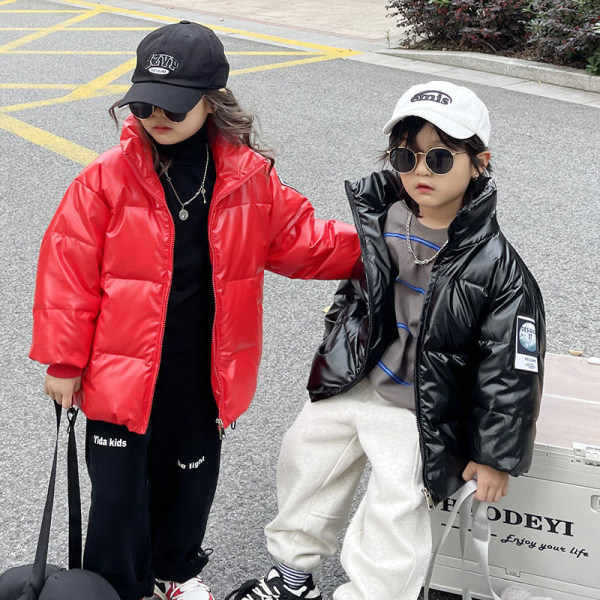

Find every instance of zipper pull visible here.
[422,487,435,510]
[216,418,225,440]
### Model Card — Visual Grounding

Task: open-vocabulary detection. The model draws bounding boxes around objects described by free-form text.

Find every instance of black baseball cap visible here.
[118,21,229,113]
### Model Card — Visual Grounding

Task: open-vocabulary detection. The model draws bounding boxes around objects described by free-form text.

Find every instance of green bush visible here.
[386,0,534,51]
[527,1,600,74]
[386,0,460,47]
[386,0,600,74]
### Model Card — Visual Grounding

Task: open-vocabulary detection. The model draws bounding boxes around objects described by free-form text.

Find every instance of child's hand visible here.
[462,461,508,502]
[44,374,82,409]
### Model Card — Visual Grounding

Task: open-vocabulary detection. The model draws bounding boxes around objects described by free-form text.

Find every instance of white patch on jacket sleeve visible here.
[514,315,538,373]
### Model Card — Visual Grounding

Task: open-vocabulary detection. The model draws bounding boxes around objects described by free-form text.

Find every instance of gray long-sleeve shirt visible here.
[368,201,448,410]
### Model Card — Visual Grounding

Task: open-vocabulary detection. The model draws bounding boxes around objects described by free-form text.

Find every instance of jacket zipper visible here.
[412,193,497,508]
[411,195,496,508]
[150,208,175,423]
[413,245,447,510]
[209,162,269,439]
[125,155,174,431]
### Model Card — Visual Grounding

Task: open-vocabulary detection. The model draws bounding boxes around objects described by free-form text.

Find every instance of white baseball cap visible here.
[382,80,491,146]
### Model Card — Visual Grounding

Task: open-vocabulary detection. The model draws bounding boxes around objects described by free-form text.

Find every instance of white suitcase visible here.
[428,353,600,600]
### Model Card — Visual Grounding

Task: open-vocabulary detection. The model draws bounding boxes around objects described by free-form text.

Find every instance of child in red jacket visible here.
[30,21,359,600]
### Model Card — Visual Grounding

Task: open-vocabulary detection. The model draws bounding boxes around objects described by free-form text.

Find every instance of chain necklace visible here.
[160,143,210,221]
[405,212,448,265]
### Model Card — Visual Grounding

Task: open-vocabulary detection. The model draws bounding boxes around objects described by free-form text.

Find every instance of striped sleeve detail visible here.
[384,232,441,251]
[377,361,412,386]
[396,278,426,295]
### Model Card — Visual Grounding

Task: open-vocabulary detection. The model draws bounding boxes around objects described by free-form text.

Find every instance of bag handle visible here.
[66,407,82,570]
[21,403,82,600]
[423,479,500,600]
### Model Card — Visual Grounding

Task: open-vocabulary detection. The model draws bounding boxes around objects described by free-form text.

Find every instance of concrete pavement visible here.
[141,0,395,42]
[137,0,600,103]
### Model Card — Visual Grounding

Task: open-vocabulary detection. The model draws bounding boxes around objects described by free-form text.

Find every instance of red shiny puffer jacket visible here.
[30,116,360,434]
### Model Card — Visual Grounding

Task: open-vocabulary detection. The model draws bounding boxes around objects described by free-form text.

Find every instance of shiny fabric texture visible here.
[307,171,546,506]
[30,116,360,434]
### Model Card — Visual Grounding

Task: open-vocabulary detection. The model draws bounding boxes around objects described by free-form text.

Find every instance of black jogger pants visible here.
[83,348,221,600]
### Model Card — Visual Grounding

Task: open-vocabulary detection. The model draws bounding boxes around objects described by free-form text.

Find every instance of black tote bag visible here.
[0,403,120,600]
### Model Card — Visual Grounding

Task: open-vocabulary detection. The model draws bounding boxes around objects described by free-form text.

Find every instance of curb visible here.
[381,49,600,93]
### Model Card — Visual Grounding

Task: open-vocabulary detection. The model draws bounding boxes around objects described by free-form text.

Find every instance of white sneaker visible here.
[155,576,214,600]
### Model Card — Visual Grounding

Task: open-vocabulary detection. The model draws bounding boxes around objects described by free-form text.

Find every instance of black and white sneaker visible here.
[226,567,322,600]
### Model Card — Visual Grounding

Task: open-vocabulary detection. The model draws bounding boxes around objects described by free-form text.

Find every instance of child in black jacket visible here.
[228,80,545,600]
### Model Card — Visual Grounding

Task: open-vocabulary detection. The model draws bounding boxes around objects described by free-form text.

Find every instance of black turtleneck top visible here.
[156,125,217,353]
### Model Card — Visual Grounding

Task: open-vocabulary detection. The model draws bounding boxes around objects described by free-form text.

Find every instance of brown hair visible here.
[380,116,492,217]
[108,88,274,175]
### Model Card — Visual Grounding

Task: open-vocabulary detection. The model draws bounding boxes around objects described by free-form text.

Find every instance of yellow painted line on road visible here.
[230,53,358,76]
[0,83,80,89]
[0,0,360,164]
[0,83,137,92]
[0,113,98,165]
[0,9,85,12]
[6,50,136,55]
[5,50,319,56]
[0,88,116,113]
[232,51,323,56]
[208,26,357,55]
[14,23,359,55]
[48,27,156,30]
[0,26,153,31]
[0,53,342,111]
[0,83,134,93]
[58,0,360,54]
[1,57,136,112]
[0,9,101,53]
[61,57,136,101]
[46,0,177,23]
[0,0,358,55]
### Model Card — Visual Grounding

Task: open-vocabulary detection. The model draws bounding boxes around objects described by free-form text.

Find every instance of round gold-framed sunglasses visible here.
[128,102,188,123]
[387,147,466,175]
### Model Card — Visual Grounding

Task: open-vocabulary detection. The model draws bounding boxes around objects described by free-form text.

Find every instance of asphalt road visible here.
[1,1,599,599]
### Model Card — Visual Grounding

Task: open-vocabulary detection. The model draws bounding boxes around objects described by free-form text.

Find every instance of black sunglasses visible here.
[128,102,188,123]
[387,147,466,176]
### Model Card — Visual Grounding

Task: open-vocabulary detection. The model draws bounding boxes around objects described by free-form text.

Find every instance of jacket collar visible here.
[448,177,499,247]
[348,171,499,248]
[346,170,401,213]
[120,116,162,201]
[208,125,269,199]
[119,115,269,202]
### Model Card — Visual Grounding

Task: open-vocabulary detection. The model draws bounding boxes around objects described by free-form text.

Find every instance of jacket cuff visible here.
[47,364,83,379]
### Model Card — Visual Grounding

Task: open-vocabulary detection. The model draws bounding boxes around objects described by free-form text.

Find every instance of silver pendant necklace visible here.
[405,212,448,265]
[160,143,210,221]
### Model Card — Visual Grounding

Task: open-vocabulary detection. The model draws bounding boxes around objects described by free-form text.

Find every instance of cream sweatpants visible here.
[265,379,432,600]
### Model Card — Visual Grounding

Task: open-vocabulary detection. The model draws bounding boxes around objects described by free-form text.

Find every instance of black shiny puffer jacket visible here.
[307,171,546,507]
